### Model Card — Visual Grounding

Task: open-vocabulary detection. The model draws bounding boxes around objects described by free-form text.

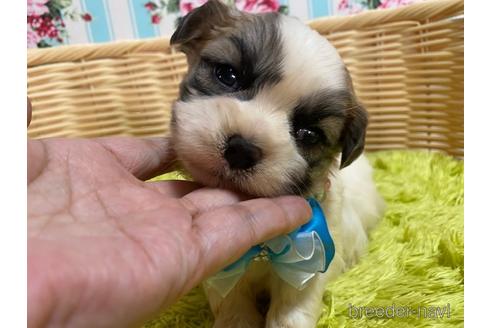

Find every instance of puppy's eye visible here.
[296,128,322,146]
[215,64,239,88]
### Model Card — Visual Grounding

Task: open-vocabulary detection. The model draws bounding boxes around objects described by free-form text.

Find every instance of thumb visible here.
[192,196,312,279]
[28,97,32,127]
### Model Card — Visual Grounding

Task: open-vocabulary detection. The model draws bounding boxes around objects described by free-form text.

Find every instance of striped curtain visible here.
[66,0,173,45]
[27,0,421,48]
[66,0,323,44]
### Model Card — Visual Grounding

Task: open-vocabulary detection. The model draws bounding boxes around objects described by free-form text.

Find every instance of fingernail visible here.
[275,196,312,226]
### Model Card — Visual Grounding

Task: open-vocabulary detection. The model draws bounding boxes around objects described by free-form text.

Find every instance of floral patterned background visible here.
[27,0,421,48]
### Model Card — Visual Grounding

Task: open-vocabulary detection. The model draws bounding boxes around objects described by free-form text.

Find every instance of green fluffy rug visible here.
[144,151,464,328]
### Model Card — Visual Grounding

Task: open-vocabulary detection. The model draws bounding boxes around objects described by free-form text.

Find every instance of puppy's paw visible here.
[266,309,318,328]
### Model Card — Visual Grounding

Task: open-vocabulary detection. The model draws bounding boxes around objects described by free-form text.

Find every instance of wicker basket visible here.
[27,0,464,158]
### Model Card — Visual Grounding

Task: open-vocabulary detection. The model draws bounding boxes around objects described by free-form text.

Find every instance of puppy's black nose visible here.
[224,135,262,170]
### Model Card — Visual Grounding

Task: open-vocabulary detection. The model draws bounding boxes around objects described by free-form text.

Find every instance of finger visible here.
[95,137,177,180]
[147,180,202,198]
[193,196,312,276]
[28,140,47,184]
[28,97,32,127]
[180,187,250,216]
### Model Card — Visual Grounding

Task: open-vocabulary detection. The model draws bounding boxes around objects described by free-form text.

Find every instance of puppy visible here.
[169,1,385,327]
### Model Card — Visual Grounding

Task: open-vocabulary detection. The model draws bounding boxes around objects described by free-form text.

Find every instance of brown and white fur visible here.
[169,1,385,327]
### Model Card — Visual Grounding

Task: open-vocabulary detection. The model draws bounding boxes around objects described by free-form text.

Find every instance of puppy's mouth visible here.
[179,137,310,198]
[185,163,308,197]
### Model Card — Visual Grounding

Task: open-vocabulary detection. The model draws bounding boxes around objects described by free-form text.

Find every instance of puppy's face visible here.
[170,0,367,197]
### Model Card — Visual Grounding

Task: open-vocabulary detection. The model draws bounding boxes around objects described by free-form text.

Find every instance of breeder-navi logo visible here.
[348,303,451,319]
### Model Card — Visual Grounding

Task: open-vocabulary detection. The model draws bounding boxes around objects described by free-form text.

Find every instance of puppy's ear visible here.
[170,0,235,53]
[339,102,368,169]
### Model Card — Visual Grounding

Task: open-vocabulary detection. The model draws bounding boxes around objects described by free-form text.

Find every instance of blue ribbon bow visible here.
[205,198,335,298]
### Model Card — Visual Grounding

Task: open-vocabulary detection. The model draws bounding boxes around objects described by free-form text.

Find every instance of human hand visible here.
[27,135,311,327]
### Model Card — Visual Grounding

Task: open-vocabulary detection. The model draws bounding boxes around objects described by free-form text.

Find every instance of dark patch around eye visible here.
[179,13,284,101]
[291,89,351,129]
[291,89,356,143]
[291,89,357,170]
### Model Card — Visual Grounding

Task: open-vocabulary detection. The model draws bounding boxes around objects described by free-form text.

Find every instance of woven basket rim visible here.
[308,0,463,33]
[27,37,173,68]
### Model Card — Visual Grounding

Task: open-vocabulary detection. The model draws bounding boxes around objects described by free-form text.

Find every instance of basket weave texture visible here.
[27,0,464,157]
